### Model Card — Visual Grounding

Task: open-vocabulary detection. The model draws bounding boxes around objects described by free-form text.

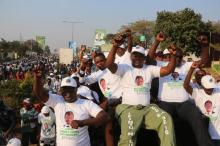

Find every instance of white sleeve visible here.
[191,88,199,100]
[79,72,100,85]
[149,65,161,78]
[85,100,103,117]
[184,62,193,72]
[44,93,63,109]
[115,64,129,77]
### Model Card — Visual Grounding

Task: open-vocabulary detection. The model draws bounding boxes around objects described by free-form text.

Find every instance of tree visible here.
[212,21,220,34]
[120,20,155,45]
[154,8,212,55]
[44,45,51,54]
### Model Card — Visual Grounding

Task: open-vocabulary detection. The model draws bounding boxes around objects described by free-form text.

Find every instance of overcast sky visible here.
[0,0,219,50]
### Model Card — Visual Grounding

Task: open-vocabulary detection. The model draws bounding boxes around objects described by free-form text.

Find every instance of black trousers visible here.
[21,130,38,146]
[159,100,214,146]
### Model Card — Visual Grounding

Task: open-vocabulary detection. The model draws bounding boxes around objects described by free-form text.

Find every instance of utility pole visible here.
[62,21,84,42]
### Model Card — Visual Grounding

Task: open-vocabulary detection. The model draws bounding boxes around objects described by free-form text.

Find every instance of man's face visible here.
[204,88,214,95]
[65,112,74,125]
[195,70,206,86]
[136,77,144,86]
[205,102,212,113]
[116,47,126,57]
[130,52,145,68]
[61,86,77,103]
[94,56,106,70]
[100,79,106,90]
[175,50,183,67]
[43,113,50,117]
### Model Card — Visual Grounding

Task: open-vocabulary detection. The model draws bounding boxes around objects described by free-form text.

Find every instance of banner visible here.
[69,41,77,54]
[36,36,45,49]
[94,29,106,46]
[59,48,73,65]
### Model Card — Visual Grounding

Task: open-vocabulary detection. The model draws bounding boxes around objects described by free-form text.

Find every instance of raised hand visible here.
[156,32,165,42]
[191,61,199,69]
[197,35,209,46]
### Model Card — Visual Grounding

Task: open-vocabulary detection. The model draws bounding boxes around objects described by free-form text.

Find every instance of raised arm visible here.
[184,62,199,95]
[106,39,120,73]
[33,67,49,103]
[147,32,165,59]
[197,35,209,67]
[160,47,176,77]
[126,29,133,53]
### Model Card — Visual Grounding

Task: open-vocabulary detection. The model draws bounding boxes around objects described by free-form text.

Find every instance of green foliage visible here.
[212,21,220,33]
[154,8,212,55]
[120,20,155,45]
[0,38,47,60]
[0,77,34,109]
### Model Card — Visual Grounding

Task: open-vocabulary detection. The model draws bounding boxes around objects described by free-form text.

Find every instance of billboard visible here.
[59,48,73,65]
[36,36,46,49]
[94,29,106,46]
[69,41,77,54]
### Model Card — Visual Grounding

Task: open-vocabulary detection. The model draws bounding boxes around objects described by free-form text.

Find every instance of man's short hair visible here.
[94,52,105,59]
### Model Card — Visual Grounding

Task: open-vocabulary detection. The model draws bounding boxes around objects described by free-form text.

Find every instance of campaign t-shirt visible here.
[115,51,131,65]
[45,94,102,146]
[115,64,160,106]
[38,110,56,139]
[80,69,122,99]
[192,88,220,140]
[157,61,193,102]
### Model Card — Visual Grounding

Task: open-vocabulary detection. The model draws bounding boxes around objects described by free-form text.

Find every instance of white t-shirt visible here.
[192,88,220,140]
[157,61,193,102]
[38,110,56,139]
[80,69,122,99]
[115,51,131,65]
[115,64,160,106]
[45,94,102,146]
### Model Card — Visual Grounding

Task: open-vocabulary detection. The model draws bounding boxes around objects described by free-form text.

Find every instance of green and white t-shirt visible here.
[20,107,38,132]
[192,88,220,140]
[45,94,102,146]
[38,110,56,139]
[80,69,122,100]
[157,61,193,102]
[115,64,160,106]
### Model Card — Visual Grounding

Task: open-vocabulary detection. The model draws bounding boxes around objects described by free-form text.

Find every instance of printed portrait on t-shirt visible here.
[100,78,106,90]
[171,72,182,81]
[64,111,74,127]
[135,76,144,86]
[204,100,215,115]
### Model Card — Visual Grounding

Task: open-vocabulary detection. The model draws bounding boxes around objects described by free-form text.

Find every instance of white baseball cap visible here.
[41,106,50,114]
[7,138,21,146]
[131,46,145,55]
[163,48,170,55]
[50,73,54,76]
[201,75,216,89]
[61,77,77,87]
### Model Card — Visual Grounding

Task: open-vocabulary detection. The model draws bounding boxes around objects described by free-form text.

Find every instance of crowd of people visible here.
[0,29,220,146]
